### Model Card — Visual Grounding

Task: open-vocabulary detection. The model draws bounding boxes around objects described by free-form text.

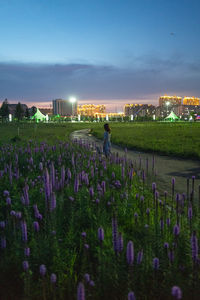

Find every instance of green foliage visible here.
[0,98,9,119]
[15,102,24,121]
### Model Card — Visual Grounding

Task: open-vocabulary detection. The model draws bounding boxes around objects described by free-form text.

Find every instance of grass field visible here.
[92,122,200,159]
[1,121,200,159]
[0,122,93,144]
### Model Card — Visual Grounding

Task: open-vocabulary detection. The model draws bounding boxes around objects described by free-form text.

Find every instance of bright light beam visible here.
[69,97,76,103]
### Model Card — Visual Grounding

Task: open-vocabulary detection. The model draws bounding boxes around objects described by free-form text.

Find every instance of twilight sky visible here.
[0,0,200,110]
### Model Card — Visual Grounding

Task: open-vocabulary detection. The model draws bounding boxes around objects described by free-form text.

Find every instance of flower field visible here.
[0,135,200,300]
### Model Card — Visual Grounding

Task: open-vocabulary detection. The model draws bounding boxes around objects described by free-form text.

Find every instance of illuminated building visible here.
[159,95,182,106]
[52,99,77,116]
[124,104,155,117]
[183,97,200,106]
[77,104,105,116]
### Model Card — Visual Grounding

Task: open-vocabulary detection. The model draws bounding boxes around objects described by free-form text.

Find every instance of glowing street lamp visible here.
[69,97,76,116]
[166,101,170,114]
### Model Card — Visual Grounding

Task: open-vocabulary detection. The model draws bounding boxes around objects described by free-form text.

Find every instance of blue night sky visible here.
[0,0,200,109]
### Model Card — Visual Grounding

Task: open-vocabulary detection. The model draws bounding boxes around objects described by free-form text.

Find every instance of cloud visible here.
[0,56,200,106]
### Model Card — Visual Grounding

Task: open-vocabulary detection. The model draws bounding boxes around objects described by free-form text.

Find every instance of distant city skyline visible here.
[0,0,200,108]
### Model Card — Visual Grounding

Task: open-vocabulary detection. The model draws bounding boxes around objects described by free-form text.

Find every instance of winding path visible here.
[71,129,200,199]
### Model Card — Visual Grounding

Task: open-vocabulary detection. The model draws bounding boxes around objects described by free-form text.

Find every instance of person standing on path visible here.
[103,123,111,157]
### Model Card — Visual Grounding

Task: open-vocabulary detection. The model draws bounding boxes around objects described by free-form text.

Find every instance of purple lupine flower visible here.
[146,208,150,216]
[166,218,171,227]
[67,168,71,180]
[129,168,133,180]
[6,197,11,205]
[3,190,9,197]
[115,180,121,188]
[168,250,175,263]
[0,221,5,229]
[24,247,30,257]
[112,217,118,252]
[50,192,56,211]
[155,191,159,200]
[171,286,182,299]
[153,257,159,270]
[126,241,134,265]
[98,227,104,242]
[16,212,22,219]
[1,237,6,249]
[91,166,94,178]
[128,291,136,300]
[61,165,65,188]
[101,181,106,194]
[74,177,79,193]
[23,184,29,206]
[22,260,29,272]
[95,198,100,204]
[152,182,156,192]
[21,221,28,242]
[69,196,74,202]
[21,195,25,205]
[137,250,143,265]
[44,168,51,201]
[117,233,123,253]
[40,264,47,277]
[81,232,86,238]
[89,280,95,286]
[89,186,94,198]
[39,162,43,171]
[134,213,138,221]
[188,206,193,220]
[140,196,144,202]
[10,210,16,216]
[84,244,89,249]
[38,214,43,220]
[112,172,115,179]
[33,221,40,232]
[77,282,85,300]
[164,242,169,249]
[84,273,90,283]
[50,273,57,283]
[173,224,180,237]
[191,232,198,262]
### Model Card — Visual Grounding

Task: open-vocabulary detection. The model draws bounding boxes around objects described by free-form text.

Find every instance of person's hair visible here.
[104,123,111,133]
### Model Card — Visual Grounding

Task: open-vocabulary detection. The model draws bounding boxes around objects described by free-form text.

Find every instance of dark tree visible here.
[0,99,9,120]
[15,102,24,121]
[25,108,30,119]
[30,106,37,116]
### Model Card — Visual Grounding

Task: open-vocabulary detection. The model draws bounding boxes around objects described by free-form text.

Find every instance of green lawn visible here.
[1,121,200,159]
[0,122,94,144]
[92,122,200,159]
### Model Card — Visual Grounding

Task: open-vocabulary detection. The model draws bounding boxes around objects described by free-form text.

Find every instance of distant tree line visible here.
[0,99,37,121]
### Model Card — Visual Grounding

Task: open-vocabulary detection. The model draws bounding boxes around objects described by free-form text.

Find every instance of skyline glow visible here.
[0,0,200,108]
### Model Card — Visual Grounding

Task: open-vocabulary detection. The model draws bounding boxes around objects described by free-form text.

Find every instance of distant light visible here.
[166,101,170,106]
[69,97,76,103]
